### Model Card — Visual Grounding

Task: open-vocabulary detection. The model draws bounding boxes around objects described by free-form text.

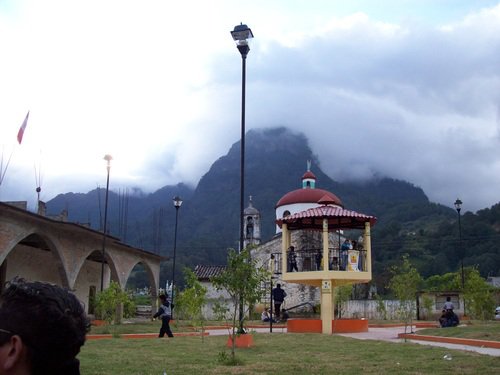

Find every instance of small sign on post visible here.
[322,280,331,293]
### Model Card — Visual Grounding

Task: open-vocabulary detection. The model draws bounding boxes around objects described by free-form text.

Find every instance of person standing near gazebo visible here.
[272,283,287,321]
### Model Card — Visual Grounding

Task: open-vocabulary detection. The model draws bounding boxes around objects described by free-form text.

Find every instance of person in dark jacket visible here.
[272,284,287,320]
[0,277,89,375]
[288,246,298,272]
[153,294,174,338]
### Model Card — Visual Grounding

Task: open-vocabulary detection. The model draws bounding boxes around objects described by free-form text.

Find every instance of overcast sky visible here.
[1,0,499,213]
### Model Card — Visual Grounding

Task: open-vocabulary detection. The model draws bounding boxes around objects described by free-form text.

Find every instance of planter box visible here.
[226,334,254,348]
[287,318,368,333]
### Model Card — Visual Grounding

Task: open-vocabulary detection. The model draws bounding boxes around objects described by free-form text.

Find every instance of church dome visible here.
[274,162,343,233]
[276,188,343,208]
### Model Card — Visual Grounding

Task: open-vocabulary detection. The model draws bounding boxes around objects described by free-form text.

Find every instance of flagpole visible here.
[0,111,30,191]
[0,145,15,188]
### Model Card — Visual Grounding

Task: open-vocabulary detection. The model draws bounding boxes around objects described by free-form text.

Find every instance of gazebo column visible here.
[282,223,290,274]
[321,279,333,334]
[322,218,329,271]
[321,218,333,334]
[364,222,372,274]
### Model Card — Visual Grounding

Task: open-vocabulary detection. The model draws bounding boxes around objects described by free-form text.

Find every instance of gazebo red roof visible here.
[276,205,377,230]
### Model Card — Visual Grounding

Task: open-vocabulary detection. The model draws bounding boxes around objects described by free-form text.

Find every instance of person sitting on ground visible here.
[443,296,454,312]
[261,308,271,322]
[261,308,276,323]
[0,277,90,375]
[438,309,447,327]
[439,309,460,328]
[281,309,289,321]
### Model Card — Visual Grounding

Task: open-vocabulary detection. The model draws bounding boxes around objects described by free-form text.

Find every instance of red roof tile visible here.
[276,205,377,230]
[194,265,226,281]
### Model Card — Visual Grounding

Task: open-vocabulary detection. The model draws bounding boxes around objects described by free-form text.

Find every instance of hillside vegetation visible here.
[47,127,500,291]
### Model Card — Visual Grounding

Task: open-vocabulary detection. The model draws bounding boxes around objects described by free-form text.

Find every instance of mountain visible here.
[46,127,500,290]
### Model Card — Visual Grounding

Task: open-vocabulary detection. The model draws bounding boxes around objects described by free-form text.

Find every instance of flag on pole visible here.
[17,111,30,144]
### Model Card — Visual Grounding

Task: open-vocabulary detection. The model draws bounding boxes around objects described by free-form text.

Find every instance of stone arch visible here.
[81,248,120,288]
[123,261,159,298]
[0,230,70,289]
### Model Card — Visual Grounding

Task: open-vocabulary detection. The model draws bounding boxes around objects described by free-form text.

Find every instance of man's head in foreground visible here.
[0,278,89,375]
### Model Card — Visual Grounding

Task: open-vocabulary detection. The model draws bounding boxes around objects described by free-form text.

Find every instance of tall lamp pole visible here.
[454,198,464,315]
[100,154,112,291]
[269,254,275,333]
[231,23,253,253]
[231,22,253,334]
[171,196,183,318]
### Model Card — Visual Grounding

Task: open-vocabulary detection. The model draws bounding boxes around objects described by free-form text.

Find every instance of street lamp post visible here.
[231,22,253,334]
[269,254,275,333]
[100,154,112,291]
[171,196,183,318]
[231,23,253,253]
[454,198,464,315]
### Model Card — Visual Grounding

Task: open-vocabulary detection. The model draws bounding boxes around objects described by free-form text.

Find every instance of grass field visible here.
[416,321,500,342]
[80,323,500,375]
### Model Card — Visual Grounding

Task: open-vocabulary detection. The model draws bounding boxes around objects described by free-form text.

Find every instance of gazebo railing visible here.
[284,248,368,273]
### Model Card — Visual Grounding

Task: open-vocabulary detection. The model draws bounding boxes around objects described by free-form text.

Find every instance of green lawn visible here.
[416,321,500,342]
[89,320,265,335]
[79,331,500,375]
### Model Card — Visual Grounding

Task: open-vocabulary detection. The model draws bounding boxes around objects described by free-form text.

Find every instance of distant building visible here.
[193,265,231,320]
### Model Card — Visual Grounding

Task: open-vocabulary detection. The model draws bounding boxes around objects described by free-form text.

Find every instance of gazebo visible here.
[276,196,377,334]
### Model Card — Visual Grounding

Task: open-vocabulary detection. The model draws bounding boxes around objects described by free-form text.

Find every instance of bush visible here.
[95,281,136,324]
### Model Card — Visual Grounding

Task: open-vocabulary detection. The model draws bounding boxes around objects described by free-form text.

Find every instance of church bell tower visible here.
[243,196,261,249]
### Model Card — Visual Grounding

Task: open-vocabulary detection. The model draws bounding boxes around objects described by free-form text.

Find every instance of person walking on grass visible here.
[153,294,174,338]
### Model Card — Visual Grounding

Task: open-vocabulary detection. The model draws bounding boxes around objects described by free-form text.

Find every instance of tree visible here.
[334,285,352,319]
[212,248,269,362]
[463,268,495,320]
[423,272,460,291]
[95,281,135,324]
[175,268,208,341]
[388,254,422,334]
